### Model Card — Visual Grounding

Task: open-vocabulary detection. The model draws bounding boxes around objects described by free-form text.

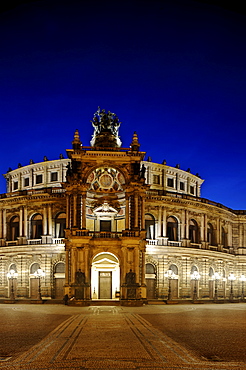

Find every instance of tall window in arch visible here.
[189,219,199,243]
[55,213,66,238]
[55,262,65,273]
[146,263,155,274]
[31,214,43,239]
[207,223,214,245]
[167,216,178,241]
[9,263,17,273]
[30,263,40,274]
[9,216,19,240]
[145,214,155,239]
[191,265,198,274]
[169,264,178,275]
[221,227,227,248]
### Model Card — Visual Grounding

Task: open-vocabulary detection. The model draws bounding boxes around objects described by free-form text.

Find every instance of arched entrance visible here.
[8,264,18,298]
[145,263,156,299]
[168,264,179,299]
[167,216,178,241]
[54,262,65,299]
[30,263,40,299]
[91,252,120,300]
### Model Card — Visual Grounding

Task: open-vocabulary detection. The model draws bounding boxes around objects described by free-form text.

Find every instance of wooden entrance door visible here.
[146,279,155,299]
[171,279,178,299]
[9,279,17,298]
[55,278,65,299]
[209,280,214,299]
[99,272,112,299]
[30,278,39,299]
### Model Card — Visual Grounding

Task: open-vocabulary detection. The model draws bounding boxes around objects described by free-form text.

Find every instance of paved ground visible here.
[0,303,246,369]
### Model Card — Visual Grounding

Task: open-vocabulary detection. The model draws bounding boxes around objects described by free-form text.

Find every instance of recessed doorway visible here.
[91,252,120,300]
[99,271,112,299]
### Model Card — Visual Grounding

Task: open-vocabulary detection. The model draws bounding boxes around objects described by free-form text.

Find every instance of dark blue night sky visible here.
[0,0,246,209]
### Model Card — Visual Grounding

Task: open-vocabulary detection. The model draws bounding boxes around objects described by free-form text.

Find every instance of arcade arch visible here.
[91,252,120,300]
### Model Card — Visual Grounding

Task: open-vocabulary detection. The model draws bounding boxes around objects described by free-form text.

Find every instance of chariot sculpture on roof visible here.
[90,107,122,148]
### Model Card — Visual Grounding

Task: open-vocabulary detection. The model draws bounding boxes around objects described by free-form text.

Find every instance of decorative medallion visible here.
[87,167,125,192]
[99,174,113,188]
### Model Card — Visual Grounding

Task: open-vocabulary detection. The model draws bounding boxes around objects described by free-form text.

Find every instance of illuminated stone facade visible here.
[1,109,246,304]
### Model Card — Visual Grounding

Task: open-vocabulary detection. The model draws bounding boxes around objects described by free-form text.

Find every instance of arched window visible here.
[167,216,178,241]
[30,263,40,274]
[191,265,198,274]
[145,214,155,239]
[55,213,66,238]
[169,264,178,275]
[9,216,19,240]
[222,227,227,248]
[9,263,17,273]
[189,219,199,243]
[55,262,65,273]
[31,214,43,239]
[146,263,155,274]
[207,223,214,245]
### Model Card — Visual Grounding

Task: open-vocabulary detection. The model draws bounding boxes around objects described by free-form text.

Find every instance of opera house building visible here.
[1,109,246,305]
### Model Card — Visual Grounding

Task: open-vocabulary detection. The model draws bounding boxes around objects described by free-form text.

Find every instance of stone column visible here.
[181,209,185,239]
[78,194,82,229]
[73,194,77,228]
[204,214,207,242]
[65,249,70,285]
[239,224,243,249]
[43,206,47,235]
[228,222,232,247]
[71,247,77,284]
[176,173,178,190]
[44,164,48,187]
[141,251,146,285]
[217,218,220,245]
[112,216,116,232]
[24,207,28,238]
[3,209,6,239]
[19,207,23,237]
[0,209,3,239]
[185,211,189,240]
[125,195,129,229]
[82,192,86,229]
[200,213,204,242]
[84,246,89,291]
[66,195,70,229]
[162,208,167,237]
[134,194,138,228]
[122,247,127,285]
[141,196,145,230]
[158,207,162,237]
[135,248,139,283]
[48,205,52,235]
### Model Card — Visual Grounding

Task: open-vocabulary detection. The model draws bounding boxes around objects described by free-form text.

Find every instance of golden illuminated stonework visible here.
[0,109,246,304]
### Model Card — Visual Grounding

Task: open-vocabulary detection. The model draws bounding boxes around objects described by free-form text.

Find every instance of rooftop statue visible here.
[90,107,122,148]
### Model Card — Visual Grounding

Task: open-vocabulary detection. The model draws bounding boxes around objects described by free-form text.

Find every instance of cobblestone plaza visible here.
[0,303,246,369]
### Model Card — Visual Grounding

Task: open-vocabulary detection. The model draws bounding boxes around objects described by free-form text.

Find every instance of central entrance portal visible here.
[91,252,120,300]
[99,271,112,299]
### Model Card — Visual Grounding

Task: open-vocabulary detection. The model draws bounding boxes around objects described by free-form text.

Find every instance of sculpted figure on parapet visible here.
[91,106,121,137]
